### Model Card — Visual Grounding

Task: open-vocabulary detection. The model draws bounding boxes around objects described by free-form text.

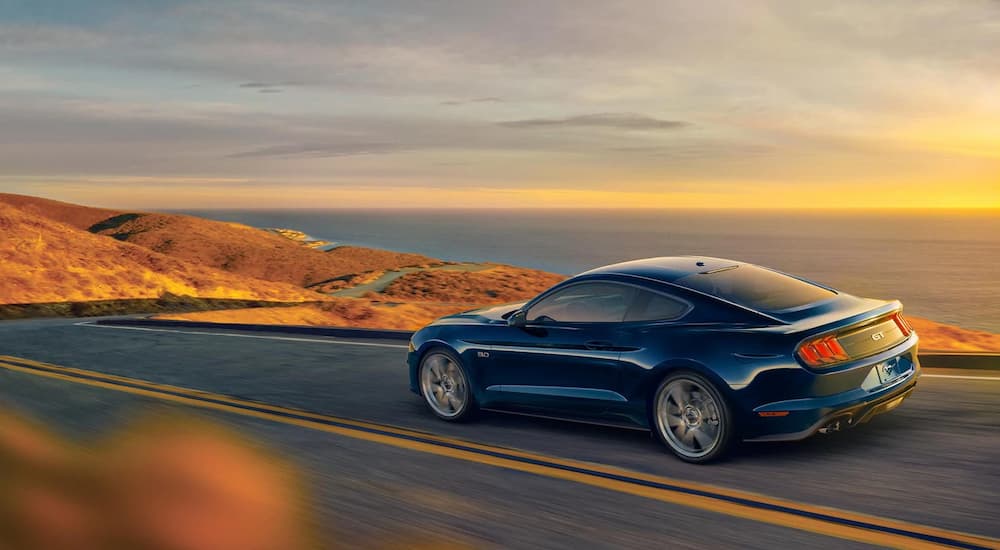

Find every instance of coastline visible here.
[1,193,996,353]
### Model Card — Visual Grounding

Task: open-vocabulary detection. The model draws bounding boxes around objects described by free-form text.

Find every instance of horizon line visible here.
[151,206,1000,211]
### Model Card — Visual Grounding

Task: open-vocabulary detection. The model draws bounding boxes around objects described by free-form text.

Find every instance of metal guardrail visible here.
[95,318,414,341]
[94,319,1000,370]
[917,353,999,370]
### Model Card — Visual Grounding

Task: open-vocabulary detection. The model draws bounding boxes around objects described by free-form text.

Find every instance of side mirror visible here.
[507,310,527,328]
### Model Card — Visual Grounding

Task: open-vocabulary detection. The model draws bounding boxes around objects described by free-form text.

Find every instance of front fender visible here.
[407,328,490,400]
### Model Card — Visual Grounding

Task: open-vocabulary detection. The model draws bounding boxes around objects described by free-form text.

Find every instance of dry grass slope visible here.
[160,300,469,330]
[907,316,1000,352]
[380,265,566,303]
[89,213,434,287]
[0,203,322,304]
[0,193,435,288]
[0,193,121,229]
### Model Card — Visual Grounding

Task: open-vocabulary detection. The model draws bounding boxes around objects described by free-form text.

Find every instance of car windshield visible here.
[674,264,835,312]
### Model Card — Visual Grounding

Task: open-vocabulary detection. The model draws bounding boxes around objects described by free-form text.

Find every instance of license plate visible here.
[875,360,903,384]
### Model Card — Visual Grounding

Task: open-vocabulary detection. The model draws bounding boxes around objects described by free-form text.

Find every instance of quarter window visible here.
[526,283,635,324]
[626,289,689,322]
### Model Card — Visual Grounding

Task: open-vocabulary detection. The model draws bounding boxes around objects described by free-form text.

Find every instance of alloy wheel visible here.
[420,352,469,419]
[656,376,724,460]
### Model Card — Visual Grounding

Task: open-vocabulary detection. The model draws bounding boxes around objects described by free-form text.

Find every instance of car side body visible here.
[407,257,919,458]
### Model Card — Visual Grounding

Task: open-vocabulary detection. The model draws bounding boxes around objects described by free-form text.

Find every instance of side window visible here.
[527,283,635,324]
[626,289,689,322]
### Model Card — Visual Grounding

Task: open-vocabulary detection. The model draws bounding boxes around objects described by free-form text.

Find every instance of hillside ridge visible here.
[0,193,434,287]
[0,201,322,303]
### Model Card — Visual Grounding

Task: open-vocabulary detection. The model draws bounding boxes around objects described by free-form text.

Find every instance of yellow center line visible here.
[0,355,995,550]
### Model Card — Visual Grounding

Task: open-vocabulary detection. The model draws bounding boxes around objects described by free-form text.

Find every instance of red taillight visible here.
[892,313,912,336]
[797,335,849,367]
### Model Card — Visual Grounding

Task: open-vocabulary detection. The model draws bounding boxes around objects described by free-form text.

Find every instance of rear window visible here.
[674,264,835,312]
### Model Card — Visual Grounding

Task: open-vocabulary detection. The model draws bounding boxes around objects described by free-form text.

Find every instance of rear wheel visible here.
[419,350,476,421]
[652,371,734,463]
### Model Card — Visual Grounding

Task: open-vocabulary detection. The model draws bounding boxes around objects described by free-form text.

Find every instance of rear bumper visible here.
[743,342,920,442]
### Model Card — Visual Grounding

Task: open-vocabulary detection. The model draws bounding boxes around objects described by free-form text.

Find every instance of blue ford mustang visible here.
[407,257,920,463]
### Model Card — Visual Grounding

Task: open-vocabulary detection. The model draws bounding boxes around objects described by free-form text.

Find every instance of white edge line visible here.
[921,374,1000,381]
[75,322,409,349]
[72,323,1000,378]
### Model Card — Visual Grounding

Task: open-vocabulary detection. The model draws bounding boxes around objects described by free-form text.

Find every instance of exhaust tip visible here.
[817,421,840,434]
[817,415,852,434]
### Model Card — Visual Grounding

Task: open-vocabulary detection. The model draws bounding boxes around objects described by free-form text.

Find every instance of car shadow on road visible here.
[734,414,912,463]
[414,403,915,466]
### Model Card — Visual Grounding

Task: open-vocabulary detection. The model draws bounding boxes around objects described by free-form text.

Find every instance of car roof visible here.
[578,256,744,283]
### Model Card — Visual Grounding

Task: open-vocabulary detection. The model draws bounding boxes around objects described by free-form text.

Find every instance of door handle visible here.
[585,340,615,350]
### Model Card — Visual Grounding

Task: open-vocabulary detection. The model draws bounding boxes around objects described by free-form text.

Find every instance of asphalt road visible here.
[0,317,997,549]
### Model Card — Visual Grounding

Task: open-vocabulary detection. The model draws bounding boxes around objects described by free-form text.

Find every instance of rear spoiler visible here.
[788,299,902,337]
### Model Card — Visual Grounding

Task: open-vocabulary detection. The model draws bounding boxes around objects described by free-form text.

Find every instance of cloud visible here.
[440,97,504,106]
[239,81,298,93]
[227,142,405,159]
[500,113,690,130]
[239,81,302,88]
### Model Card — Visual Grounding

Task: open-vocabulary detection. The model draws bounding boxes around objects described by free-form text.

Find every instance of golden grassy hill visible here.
[159,300,469,330]
[0,193,434,287]
[87,212,435,287]
[159,265,567,329]
[0,193,121,229]
[906,316,1000,352]
[0,202,321,304]
[379,265,566,303]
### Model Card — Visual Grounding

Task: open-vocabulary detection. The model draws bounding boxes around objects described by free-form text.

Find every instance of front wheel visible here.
[652,371,734,463]
[419,350,477,421]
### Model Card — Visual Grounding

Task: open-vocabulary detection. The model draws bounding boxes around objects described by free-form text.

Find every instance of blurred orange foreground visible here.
[0,410,316,550]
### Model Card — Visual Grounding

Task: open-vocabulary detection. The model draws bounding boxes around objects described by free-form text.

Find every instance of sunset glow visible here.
[1,1,998,209]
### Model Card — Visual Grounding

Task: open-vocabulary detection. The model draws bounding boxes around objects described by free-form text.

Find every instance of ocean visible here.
[173,209,999,333]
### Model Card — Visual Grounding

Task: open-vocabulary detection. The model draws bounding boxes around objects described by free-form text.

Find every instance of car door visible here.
[484,282,636,414]
[612,286,695,409]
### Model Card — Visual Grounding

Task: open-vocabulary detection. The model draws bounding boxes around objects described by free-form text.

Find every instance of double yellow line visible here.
[0,355,995,550]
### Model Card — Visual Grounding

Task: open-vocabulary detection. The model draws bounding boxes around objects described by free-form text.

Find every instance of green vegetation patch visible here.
[87,213,146,235]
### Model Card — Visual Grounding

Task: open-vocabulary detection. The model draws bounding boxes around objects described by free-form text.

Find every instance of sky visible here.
[0,0,998,209]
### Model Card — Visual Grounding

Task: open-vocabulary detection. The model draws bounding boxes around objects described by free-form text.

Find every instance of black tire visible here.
[651,370,734,464]
[418,349,478,422]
